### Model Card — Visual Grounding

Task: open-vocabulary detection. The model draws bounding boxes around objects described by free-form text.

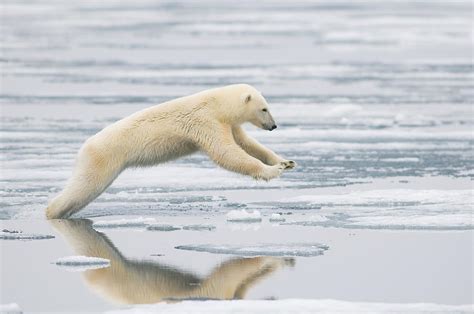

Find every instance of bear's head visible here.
[240,88,277,131]
[218,84,277,131]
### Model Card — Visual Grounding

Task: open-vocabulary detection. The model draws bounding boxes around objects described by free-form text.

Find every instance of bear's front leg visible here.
[198,126,285,181]
[232,126,297,169]
[208,144,285,181]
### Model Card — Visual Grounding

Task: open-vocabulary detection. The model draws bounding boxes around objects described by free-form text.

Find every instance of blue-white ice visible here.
[0,0,472,232]
[175,243,329,257]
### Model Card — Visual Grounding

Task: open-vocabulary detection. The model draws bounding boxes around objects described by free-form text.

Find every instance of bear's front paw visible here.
[280,160,297,170]
[258,164,284,181]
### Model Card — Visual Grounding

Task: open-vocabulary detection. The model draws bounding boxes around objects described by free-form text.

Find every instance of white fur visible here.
[46,84,295,219]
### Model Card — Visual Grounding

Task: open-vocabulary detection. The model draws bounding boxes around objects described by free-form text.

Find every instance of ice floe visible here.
[0,230,54,241]
[175,243,329,257]
[182,224,216,231]
[53,256,110,272]
[146,224,181,232]
[269,213,285,222]
[226,210,262,222]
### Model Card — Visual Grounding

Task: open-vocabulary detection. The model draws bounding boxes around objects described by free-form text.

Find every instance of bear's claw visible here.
[280,160,296,169]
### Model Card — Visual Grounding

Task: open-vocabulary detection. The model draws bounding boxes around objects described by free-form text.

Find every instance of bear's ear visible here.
[242,93,252,104]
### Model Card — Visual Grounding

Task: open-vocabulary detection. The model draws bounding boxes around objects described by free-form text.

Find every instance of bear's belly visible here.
[129,137,199,167]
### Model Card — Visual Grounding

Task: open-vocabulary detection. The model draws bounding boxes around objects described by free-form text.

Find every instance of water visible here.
[0,0,473,312]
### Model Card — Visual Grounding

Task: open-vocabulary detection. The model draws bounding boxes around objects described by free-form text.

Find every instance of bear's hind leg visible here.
[46,147,122,219]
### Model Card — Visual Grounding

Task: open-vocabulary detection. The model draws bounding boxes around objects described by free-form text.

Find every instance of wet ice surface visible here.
[175,243,329,257]
[0,0,473,312]
[107,299,473,314]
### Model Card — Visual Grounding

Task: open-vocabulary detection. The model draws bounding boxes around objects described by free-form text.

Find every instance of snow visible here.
[226,210,262,222]
[53,256,110,272]
[105,299,474,314]
[175,243,329,257]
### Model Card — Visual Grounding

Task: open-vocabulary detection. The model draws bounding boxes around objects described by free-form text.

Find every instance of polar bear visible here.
[46,84,296,219]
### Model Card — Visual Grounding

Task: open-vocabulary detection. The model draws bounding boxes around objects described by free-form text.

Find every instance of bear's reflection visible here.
[50,219,294,304]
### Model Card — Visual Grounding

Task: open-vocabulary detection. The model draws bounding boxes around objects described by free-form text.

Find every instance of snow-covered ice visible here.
[226,210,262,222]
[175,243,329,257]
[53,256,110,272]
[269,213,285,222]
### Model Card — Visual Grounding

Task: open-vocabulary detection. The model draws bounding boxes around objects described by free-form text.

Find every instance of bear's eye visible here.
[262,108,268,112]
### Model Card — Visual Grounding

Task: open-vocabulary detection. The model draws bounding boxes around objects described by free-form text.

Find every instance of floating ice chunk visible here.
[182,224,216,231]
[0,303,22,314]
[0,231,54,241]
[175,243,329,257]
[269,213,285,222]
[53,256,110,272]
[226,210,262,222]
[105,299,474,314]
[93,217,156,229]
[147,224,181,231]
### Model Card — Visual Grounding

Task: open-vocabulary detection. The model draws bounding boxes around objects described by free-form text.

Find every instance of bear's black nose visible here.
[270,125,277,131]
